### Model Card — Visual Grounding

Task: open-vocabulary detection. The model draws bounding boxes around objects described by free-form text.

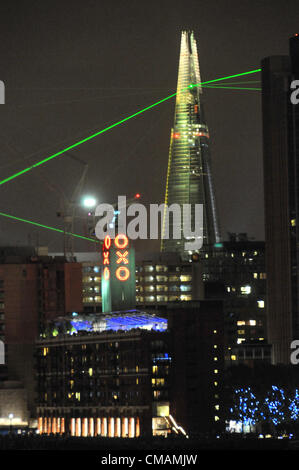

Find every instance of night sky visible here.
[0,0,298,252]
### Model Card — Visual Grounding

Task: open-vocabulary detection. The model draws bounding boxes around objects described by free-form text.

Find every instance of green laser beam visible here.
[0,68,261,187]
[208,80,261,85]
[0,211,98,243]
[201,85,261,91]
[189,68,261,88]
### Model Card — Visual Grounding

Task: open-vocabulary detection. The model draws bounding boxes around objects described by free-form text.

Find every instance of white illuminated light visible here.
[241,285,251,295]
[82,196,97,208]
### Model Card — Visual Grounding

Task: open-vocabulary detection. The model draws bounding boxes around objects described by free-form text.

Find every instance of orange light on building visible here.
[52,417,57,434]
[116,250,129,264]
[103,252,110,265]
[116,266,130,281]
[38,417,43,434]
[114,233,129,249]
[136,417,140,437]
[96,418,101,436]
[104,235,111,250]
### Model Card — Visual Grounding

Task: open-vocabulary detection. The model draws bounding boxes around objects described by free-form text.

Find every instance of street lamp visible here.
[82,196,97,209]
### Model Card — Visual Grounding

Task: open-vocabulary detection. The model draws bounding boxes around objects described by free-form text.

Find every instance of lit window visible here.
[240,285,251,295]
[180,285,191,292]
[257,300,264,308]
[231,355,237,361]
[180,295,192,301]
[156,276,168,282]
[180,275,192,282]
[214,369,218,374]
[249,320,256,326]
[145,285,154,292]
[237,321,245,326]
[157,295,168,302]
[291,219,296,227]
[145,266,154,272]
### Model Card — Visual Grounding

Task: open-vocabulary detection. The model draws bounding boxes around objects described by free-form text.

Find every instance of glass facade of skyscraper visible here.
[161,31,220,256]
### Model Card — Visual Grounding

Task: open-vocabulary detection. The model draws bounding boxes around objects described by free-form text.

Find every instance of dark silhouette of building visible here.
[166,301,224,435]
[0,247,82,430]
[201,237,267,358]
[35,301,224,438]
[261,35,299,364]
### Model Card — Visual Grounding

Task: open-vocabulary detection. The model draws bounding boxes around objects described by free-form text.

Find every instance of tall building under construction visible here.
[161,31,220,257]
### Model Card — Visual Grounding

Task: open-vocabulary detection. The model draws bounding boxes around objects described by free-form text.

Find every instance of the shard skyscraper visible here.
[161,30,220,256]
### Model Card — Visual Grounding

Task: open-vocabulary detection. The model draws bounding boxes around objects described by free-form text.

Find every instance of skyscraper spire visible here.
[161,30,220,256]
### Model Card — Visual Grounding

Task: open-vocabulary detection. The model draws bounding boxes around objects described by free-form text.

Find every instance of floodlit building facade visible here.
[161,30,220,256]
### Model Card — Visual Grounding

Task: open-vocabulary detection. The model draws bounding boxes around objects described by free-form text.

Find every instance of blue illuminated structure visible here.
[55,310,167,335]
[70,319,93,334]
[104,310,167,332]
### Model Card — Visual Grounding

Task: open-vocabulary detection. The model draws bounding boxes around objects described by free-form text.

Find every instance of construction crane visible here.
[36,151,89,260]
[57,152,89,260]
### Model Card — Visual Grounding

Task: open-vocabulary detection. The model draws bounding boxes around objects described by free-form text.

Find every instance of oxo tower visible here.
[161,30,220,256]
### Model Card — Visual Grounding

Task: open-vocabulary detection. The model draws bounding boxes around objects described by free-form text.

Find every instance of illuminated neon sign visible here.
[102,234,130,282]
[116,266,130,281]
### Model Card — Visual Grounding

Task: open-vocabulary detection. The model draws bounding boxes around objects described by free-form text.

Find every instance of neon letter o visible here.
[114,234,129,249]
[115,266,130,281]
